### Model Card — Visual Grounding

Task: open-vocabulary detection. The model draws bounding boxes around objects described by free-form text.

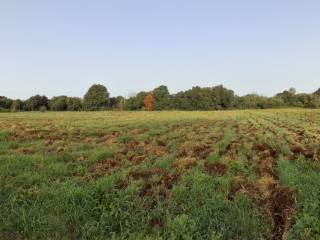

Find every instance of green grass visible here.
[1,110,320,239]
[278,158,320,240]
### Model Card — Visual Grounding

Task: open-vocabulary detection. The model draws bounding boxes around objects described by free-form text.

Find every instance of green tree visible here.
[305,94,320,108]
[275,88,297,106]
[25,95,48,111]
[11,99,23,112]
[210,85,235,109]
[0,96,13,110]
[236,94,270,109]
[83,84,109,111]
[153,85,170,110]
[110,96,125,110]
[124,92,147,110]
[66,97,82,111]
[314,88,320,95]
[49,96,68,111]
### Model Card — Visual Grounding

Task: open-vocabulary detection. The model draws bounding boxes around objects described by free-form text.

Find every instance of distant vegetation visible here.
[1,84,320,112]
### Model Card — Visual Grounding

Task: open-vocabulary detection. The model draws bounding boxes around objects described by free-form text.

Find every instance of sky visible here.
[0,0,319,99]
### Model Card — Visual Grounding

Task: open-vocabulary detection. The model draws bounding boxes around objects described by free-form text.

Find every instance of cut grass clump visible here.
[90,148,114,162]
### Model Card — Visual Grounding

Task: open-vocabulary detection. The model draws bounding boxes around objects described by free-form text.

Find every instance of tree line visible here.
[1,84,320,112]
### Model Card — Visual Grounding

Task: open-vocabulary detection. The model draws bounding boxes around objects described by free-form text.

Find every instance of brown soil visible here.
[156,138,166,146]
[129,168,165,180]
[126,140,140,149]
[16,147,35,154]
[87,159,120,179]
[192,144,212,159]
[204,162,227,176]
[56,146,65,153]
[178,143,212,159]
[129,168,180,198]
[227,178,260,201]
[172,158,198,171]
[160,172,180,190]
[290,145,315,161]
[131,155,147,164]
[251,141,295,240]
[269,185,295,240]
[115,179,129,190]
[149,217,164,228]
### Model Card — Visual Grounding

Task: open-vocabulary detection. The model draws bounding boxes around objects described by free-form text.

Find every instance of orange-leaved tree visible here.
[144,92,154,111]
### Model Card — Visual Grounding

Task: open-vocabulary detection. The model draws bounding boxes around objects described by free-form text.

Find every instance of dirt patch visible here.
[290,145,304,156]
[269,186,295,240]
[115,179,129,190]
[172,157,197,171]
[178,143,212,159]
[44,136,62,146]
[156,138,166,147]
[16,147,35,154]
[149,217,164,228]
[131,154,147,164]
[87,159,120,179]
[56,146,65,153]
[147,145,166,157]
[126,140,140,149]
[192,144,212,159]
[44,139,54,146]
[259,156,278,179]
[250,137,295,240]
[140,182,153,197]
[160,172,180,190]
[96,134,114,143]
[253,143,278,158]
[204,162,227,176]
[129,168,180,198]
[290,145,315,161]
[129,168,165,180]
[227,178,260,201]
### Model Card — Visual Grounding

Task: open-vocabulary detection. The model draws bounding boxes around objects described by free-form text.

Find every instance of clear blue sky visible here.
[1,0,319,99]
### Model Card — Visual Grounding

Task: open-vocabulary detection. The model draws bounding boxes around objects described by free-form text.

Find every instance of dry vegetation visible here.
[1,109,320,239]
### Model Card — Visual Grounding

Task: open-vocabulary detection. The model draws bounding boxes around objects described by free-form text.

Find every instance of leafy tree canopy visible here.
[83,84,109,111]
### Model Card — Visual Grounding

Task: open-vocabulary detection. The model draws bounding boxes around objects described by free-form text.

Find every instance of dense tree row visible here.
[1,84,320,112]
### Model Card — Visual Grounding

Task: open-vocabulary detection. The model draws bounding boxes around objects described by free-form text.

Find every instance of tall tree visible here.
[66,97,82,111]
[0,96,13,110]
[210,85,235,109]
[49,96,68,111]
[25,95,48,111]
[124,92,147,110]
[314,88,320,95]
[110,96,125,110]
[153,85,170,110]
[11,99,23,112]
[83,84,109,111]
[275,88,297,106]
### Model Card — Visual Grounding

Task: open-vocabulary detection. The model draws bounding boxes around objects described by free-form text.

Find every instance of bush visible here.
[39,106,47,112]
[0,107,9,112]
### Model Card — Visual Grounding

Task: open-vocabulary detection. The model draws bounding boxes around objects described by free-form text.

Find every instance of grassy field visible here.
[1,109,320,240]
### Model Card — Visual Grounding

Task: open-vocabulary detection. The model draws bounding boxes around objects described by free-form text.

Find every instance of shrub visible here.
[39,106,47,112]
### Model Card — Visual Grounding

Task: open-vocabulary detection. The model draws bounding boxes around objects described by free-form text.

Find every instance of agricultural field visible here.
[1,109,320,240]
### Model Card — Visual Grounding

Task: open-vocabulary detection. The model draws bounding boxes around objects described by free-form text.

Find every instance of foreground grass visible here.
[0,110,320,239]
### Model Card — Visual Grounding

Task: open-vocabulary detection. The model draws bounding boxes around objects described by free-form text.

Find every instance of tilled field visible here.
[1,110,320,240]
